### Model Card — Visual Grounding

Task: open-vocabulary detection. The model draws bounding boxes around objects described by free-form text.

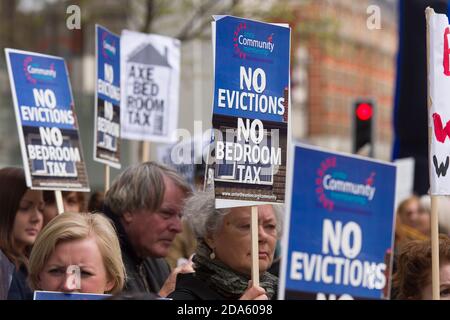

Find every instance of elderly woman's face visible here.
[209,205,278,275]
[38,236,114,294]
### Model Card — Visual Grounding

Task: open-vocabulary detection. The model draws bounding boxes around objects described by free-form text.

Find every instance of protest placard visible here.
[211,16,290,209]
[94,25,121,169]
[279,144,396,300]
[120,30,180,143]
[425,7,450,300]
[5,49,90,191]
[427,9,450,194]
[33,290,111,300]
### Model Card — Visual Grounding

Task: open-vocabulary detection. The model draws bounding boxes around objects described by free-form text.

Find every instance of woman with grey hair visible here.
[168,191,283,300]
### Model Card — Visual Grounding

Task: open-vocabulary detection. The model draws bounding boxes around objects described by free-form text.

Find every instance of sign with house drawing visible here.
[120,30,180,143]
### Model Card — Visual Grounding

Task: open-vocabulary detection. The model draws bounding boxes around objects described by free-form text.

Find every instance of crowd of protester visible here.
[1,162,450,300]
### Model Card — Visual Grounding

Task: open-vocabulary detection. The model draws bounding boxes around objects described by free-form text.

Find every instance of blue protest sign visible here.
[211,16,290,208]
[5,49,90,191]
[94,25,121,168]
[34,290,111,300]
[279,144,396,300]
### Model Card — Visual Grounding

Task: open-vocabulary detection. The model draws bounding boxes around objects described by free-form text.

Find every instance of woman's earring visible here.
[210,250,216,260]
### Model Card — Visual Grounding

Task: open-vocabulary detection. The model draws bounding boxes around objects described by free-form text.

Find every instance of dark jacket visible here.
[168,273,225,300]
[103,206,171,294]
[0,250,14,300]
[168,273,278,300]
[7,265,33,300]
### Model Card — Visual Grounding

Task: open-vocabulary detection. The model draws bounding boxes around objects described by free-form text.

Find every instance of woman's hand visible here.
[158,260,194,297]
[239,280,268,300]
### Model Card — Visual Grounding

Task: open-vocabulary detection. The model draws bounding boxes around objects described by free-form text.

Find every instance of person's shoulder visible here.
[0,250,15,300]
[168,273,202,300]
[7,267,33,300]
[0,250,14,271]
[168,287,198,300]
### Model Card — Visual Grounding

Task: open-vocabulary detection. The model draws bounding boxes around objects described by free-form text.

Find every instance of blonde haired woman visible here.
[28,212,126,296]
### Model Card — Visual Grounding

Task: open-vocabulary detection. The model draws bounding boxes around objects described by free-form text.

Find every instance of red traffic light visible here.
[355,103,373,121]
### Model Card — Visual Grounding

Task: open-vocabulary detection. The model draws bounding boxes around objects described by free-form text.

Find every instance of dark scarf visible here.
[192,240,278,300]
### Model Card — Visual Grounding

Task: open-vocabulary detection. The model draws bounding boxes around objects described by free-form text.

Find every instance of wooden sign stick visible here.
[105,164,110,193]
[142,141,150,162]
[251,205,260,287]
[55,190,64,215]
[431,195,440,300]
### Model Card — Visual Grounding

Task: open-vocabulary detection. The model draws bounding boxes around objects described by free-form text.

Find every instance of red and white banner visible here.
[428,10,450,195]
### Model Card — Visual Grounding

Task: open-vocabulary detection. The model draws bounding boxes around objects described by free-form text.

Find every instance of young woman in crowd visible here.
[0,167,44,300]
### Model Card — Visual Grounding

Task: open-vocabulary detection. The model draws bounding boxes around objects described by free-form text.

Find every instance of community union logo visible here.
[102,31,117,60]
[23,56,56,84]
[316,157,376,211]
[233,22,275,59]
